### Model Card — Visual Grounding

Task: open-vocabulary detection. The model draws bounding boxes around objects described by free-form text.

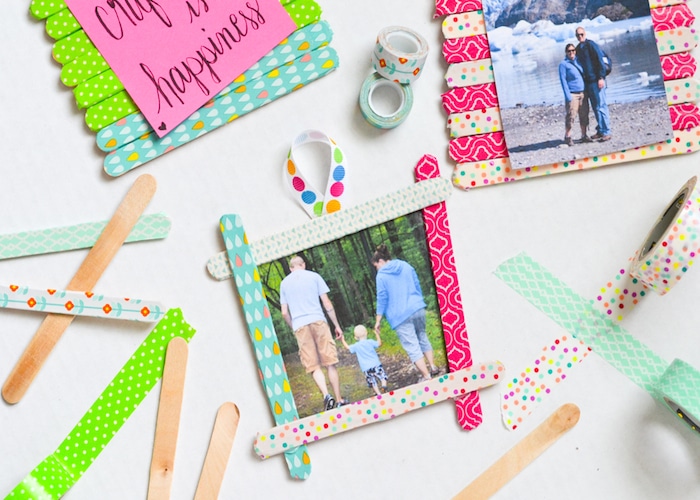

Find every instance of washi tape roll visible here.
[371,26,429,84]
[653,359,700,433]
[359,73,414,129]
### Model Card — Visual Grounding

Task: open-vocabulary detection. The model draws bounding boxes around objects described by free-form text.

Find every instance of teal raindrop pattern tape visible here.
[6,308,196,499]
[219,214,311,479]
[0,213,171,260]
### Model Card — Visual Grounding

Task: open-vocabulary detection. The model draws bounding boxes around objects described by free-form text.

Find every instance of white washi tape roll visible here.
[359,73,414,129]
[371,26,429,84]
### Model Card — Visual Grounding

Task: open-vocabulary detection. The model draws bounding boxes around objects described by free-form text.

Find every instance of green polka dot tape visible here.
[6,308,196,499]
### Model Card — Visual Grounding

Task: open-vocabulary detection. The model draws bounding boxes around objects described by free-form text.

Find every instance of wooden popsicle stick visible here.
[453,403,580,500]
[147,337,189,500]
[2,174,157,404]
[194,402,240,500]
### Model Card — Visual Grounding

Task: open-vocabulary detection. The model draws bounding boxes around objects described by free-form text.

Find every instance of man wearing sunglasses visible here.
[575,27,611,142]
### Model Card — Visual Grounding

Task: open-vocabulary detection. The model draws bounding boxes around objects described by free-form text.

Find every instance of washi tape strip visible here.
[662,52,697,79]
[206,177,452,280]
[434,0,483,17]
[450,131,507,163]
[371,26,430,84]
[96,20,333,153]
[415,155,482,428]
[52,31,94,65]
[448,107,502,137]
[495,253,700,436]
[652,3,695,30]
[30,0,67,19]
[6,308,196,499]
[441,84,499,114]
[445,59,494,88]
[0,285,164,322]
[443,34,490,64]
[103,46,339,176]
[666,78,700,105]
[285,130,349,217]
[494,176,700,429]
[254,362,503,458]
[656,27,698,56]
[442,11,486,39]
[60,47,108,88]
[0,213,171,260]
[44,7,79,40]
[220,214,311,480]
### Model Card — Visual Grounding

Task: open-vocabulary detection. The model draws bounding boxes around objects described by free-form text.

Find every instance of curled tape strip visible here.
[284,130,349,218]
[494,177,700,433]
[371,26,429,84]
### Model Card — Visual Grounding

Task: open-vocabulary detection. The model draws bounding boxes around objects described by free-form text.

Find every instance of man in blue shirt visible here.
[575,26,611,141]
[558,43,589,146]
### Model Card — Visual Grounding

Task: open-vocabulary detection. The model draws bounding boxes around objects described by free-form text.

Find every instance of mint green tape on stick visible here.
[219,214,311,479]
[495,253,700,436]
[96,20,333,152]
[45,8,80,41]
[53,31,96,65]
[104,45,339,176]
[30,0,68,20]
[6,308,197,499]
[0,213,171,260]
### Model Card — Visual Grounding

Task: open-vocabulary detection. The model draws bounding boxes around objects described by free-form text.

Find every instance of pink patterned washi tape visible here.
[254,362,504,458]
[434,0,482,18]
[441,84,499,114]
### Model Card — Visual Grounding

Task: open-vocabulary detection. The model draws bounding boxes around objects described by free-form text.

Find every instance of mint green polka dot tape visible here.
[6,308,196,499]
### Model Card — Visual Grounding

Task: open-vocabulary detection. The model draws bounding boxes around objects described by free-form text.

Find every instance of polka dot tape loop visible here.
[284,130,350,218]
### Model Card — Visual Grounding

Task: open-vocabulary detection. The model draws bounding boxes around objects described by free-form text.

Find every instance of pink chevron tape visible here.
[442,35,490,63]
[449,131,507,163]
[441,84,498,114]
[414,154,482,429]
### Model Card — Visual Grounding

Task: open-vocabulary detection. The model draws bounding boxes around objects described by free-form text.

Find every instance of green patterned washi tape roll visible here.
[653,359,700,434]
[220,214,312,480]
[359,72,414,129]
[6,308,196,499]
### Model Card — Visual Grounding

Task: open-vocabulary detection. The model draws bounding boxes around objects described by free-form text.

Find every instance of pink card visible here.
[65,0,297,137]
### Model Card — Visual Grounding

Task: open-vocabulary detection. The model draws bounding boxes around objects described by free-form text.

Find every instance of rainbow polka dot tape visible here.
[371,26,429,84]
[285,130,349,218]
[493,177,700,433]
[359,73,414,129]
[254,362,504,459]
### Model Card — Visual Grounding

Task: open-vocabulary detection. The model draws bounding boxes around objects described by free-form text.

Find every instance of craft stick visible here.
[662,53,697,80]
[30,0,68,20]
[442,11,487,39]
[104,46,339,177]
[665,77,700,105]
[52,30,95,65]
[60,47,109,87]
[194,403,240,500]
[96,20,334,152]
[0,284,164,322]
[86,91,138,132]
[147,337,189,500]
[452,404,580,500]
[45,8,80,40]
[0,213,170,260]
[651,3,695,30]
[2,174,157,404]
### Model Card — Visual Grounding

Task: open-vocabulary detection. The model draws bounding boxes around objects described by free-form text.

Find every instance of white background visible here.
[2,1,700,499]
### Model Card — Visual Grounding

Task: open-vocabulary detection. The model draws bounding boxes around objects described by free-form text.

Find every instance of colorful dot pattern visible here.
[103,46,339,176]
[96,20,332,152]
[220,214,311,480]
[495,252,700,432]
[0,213,171,260]
[254,363,504,458]
[435,0,700,190]
[206,177,453,280]
[285,130,348,217]
[371,27,429,85]
[0,284,164,322]
[448,107,501,137]
[441,11,485,39]
[7,308,196,499]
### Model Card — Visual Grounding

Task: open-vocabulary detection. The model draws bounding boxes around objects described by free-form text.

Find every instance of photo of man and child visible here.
[259,211,447,417]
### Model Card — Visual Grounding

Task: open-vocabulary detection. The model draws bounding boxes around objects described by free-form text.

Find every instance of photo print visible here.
[483,0,674,170]
[257,211,447,418]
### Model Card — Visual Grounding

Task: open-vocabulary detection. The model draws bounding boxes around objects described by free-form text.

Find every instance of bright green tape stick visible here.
[45,8,80,41]
[30,0,68,20]
[6,308,196,499]
[53,31,96,65]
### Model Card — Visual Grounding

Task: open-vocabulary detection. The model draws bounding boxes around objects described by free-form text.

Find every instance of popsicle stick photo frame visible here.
[436,0,700,189]
[210,155,503,478]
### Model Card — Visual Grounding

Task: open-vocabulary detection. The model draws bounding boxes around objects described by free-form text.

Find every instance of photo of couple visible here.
[259,212,447,417]
[483,0,673,170]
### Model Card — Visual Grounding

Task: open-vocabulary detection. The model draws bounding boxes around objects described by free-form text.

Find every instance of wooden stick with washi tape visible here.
[0,213,171,260]
[0,284,164,322]
[147,337,189,500]
[452,403,580,500]
[2,174,157,404]
[194,402,240,500]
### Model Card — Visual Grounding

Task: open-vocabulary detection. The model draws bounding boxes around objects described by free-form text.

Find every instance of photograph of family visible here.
[258,211,447,418]
[483,0,674,170]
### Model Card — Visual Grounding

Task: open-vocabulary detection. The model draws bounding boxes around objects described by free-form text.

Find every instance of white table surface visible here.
[2,1,700,499]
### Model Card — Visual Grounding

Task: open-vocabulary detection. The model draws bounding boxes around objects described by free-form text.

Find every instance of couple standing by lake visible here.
[558,26,612,146]
[279,246,441,413]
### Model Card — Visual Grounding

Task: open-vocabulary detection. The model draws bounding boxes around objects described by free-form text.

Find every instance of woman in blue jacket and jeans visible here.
[372,244,440,382]
[558,43,589,146]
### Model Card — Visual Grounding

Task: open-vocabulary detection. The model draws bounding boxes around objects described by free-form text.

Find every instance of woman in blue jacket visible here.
[372,244,440,382]
[558,43,590,146]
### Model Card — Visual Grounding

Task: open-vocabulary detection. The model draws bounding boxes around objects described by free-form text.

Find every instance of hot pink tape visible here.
[441,84,498,114]
[434,0,482,18]
[449,132,507,163]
